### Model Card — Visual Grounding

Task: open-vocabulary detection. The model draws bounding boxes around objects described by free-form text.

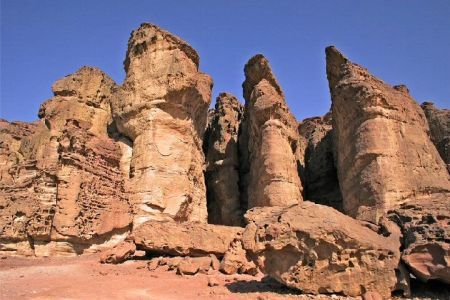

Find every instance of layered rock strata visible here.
[421,102,450,172]
[241,54,303,209]
[326,46,450,223]
[242,202,402,297]
[204,93,244,226]
[0,67,131,256]
[298,113,342,210]
[111,23,213,226]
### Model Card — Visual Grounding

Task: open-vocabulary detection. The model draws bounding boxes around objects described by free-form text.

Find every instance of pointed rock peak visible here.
[242,54,284,102]
[325,46,349,66]
[124,22,200,72]
[325,46,351,89]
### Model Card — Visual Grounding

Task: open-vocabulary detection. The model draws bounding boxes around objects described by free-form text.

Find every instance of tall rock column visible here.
[111,23,212,226]
[326,46,450,223]
[204,93,243,226]
[242,55,303,208]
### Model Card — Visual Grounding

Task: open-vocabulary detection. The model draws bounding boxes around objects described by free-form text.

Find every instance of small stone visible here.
[362,291,383,300]
[147,258,160,271]
[207,277,219,287]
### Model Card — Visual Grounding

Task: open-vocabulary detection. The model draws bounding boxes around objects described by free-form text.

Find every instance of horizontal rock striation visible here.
[0,67,132,256]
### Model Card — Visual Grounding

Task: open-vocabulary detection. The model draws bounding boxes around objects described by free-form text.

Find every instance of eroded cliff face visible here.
[326,46,450,223]
[298,113,342,210]
[421,102,450,172]
[241,55,303,209]
[204,93,244,226]
[0,67,131,256]
[111,23,213,226]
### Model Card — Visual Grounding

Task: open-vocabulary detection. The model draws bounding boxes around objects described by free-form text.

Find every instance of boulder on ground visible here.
[389,193,450,284]
[242,202,402,298]
[99,241,136,264]
[131,220,243,257]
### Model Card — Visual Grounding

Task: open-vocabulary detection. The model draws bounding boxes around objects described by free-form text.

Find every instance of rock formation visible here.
[242,202,402,297]
[389,193,450,284]
[421,102,450,172]
[204,93,244,226]
[298,113,342,210]
[110,23,212,226]
[1,22,450,299]
[326,46,450,223]
[0,67,131,256]
[131,220,242,257]
[241,54,303,209]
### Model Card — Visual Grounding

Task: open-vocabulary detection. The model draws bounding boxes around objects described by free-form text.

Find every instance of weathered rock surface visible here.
[204,93,244,226]
[219,239,258,275]
[131,220,242,257]
[298,113,342,210]
[100,241,136,264]
[326,46,450,223]
[241,54,303,209]
[0,67,132,256]
[242,202,401,297]
[389,193,450,284]
[110,23,212,226]
[421,102,450,172]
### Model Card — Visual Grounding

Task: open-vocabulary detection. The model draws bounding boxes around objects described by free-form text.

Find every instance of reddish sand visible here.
[0,255,331,300]
[1,255,447,299]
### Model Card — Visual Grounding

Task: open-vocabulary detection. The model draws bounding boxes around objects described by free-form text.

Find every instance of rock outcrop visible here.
[131,220,242,257]
[326,46,450,223]
[389,193,450,284]
[0,67,132,256]
[242,202,402,297]
[111,23,212,226]
[298,113,342,210]
[421,102,450,172]
[204,93,243,226]
[241,54,303,209]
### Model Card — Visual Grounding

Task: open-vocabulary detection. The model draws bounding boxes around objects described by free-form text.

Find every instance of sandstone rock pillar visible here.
[204,93,243,226]
[241,55,303,208]
[326,46,450,223]
[111,24,212,226]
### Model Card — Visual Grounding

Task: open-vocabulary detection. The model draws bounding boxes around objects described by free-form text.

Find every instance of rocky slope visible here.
[1,23,449,298]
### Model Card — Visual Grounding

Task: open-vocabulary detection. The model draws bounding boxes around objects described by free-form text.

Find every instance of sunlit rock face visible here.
[326,46,450,223]
[111,23,213,226]
[240,54,303,209]
[0,67,131,256]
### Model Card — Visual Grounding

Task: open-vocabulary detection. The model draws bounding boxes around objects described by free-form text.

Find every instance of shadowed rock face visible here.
[421,102,450,172]
[242,202,401,298]
[241,55,303,209]
[298,113,342,210]
[111,23,213,226]
[326,46,450,223]
[204,93,244,226]
[0,67,132,256]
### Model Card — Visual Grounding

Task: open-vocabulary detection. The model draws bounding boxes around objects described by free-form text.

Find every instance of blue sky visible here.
[1,0,449,122]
